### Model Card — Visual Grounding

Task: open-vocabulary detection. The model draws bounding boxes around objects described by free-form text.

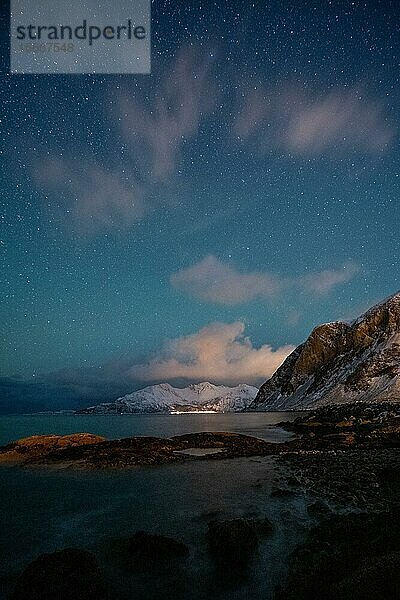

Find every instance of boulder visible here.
[126,531,189,568]
[207,518,258,567]
[12,548,108,600]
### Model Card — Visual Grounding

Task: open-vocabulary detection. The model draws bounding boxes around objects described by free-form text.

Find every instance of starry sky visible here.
[1,0,399,412]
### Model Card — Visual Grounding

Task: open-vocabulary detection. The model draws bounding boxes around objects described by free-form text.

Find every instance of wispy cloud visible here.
[32,46,216,235]
[233,85,394,155]
[299,261,360,295]
[31,53,395,236]
[33,158,145,234]
[171,255,282,305]
[171,256,360,305]
[128,321,294,385]
[286,91,394,154]
[117,46,216,180]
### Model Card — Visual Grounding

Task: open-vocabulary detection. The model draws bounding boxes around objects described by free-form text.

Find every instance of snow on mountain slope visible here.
[77,382,258,414]
[249,291,400,410]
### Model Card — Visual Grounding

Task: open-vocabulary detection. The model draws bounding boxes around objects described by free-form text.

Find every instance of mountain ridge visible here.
[249,291,400,410]
[76,382,258,414]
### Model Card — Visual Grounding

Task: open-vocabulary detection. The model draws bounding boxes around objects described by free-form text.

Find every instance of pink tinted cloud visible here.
[32,46,215,235]
[128,321,294,384]
[233,85,394,155]
[171,256,360,305]
[33,158,145,234]
[171,255,282,305]
[118,46,216,180]
[286,92,394,153]
[299,261,360,295]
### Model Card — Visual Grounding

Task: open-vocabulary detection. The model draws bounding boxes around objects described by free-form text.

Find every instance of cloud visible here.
[171,256,360,305]
[285,92,394,154]
[32,46,216,235]
[33,158,146,234]
[171,255,281,305]
[233,85,394,155]
[128,321,294,385]
[299,261,360,295]
[117,46,216,180]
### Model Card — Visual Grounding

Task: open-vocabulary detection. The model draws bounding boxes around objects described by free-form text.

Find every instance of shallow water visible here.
[0,412,298,446]
[174,447,224,456]
[0,413,308,600]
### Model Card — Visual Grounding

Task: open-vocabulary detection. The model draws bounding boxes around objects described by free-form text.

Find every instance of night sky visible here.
[1,1,399,412]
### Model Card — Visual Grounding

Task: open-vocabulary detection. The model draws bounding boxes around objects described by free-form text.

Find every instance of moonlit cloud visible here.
[117,46,216,180]
[31,58,394,237]
[286,92,394,154]
[128,321,294,384]
[171,256,360,305]
[299,261,361,295]
[32,46,216,235]
[233,85,394,155]
[171,255,282,305]
[33,158,146,234]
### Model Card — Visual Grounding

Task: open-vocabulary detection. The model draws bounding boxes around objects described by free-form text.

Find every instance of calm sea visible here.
[0,413,307,600]
[0,411,297,446]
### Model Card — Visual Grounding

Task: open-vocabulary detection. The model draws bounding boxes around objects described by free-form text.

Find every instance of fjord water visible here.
[0,413,306,600]
[0,411,297,446]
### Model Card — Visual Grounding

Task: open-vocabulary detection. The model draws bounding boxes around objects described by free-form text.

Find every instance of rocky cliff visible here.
[250,292,400,410]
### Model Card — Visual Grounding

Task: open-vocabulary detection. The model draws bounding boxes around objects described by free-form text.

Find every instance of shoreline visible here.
[2,402,400,598]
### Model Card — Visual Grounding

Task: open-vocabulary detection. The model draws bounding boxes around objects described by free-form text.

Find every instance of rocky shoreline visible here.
[2,401,400,470]
[3,402,400,598]
[0,431,284,469]
[274,403,400,599]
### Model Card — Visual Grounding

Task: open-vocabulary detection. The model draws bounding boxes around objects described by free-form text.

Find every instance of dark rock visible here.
[0,434,106,465]
[126,531,189,568]
[328,552,400,600]
[253,516,274,535]
[11,548,108,600]
[207,518,258,567]
[276,509,400,600]
[271,487,296,498]
[250,292,400,410]
[378,467,400,500]
[306,500,330,517]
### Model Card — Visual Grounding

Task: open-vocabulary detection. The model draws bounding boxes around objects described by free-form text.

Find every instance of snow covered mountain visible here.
[77,382,258,414]
[249,291,400,410]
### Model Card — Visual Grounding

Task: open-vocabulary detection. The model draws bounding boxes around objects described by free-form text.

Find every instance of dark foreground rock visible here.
[207,518,259,567]
[0,433,106,466]
[275,404,400,598]
[327,552,400,600]
[125,531,189,569]
[275,510,400,600]
[276,403,400,511]
[11,548,108,600]
[281,401,400,451]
